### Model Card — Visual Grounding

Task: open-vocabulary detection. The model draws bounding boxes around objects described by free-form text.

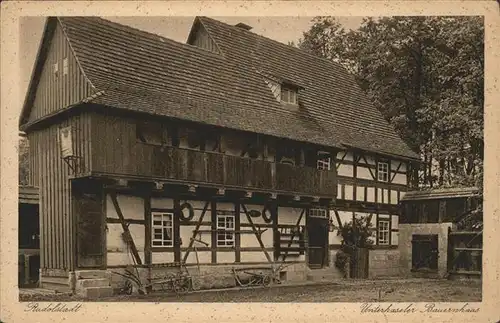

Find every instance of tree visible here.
[298,16,484,190]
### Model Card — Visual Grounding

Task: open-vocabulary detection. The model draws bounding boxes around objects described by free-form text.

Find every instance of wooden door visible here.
[74,189,105,268]
[307,216,328,268]
[411,234,439,271]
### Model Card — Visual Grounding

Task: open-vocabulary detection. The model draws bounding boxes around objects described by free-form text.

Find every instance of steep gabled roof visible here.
[21,16,419,160]
[196,17,418,159]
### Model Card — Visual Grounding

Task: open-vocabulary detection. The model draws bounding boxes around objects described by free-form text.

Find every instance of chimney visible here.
[234,22,252,31]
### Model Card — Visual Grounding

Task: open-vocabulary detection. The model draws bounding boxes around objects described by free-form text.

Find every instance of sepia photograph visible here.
[15,13,485,305]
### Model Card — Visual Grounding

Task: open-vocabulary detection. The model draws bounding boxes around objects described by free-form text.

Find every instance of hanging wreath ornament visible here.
[261,205,274,224]
[179,202,195,222]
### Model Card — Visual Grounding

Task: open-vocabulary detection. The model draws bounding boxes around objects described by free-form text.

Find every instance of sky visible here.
[19,16,364,105]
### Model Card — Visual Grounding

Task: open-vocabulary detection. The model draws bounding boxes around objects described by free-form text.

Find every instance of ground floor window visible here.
[217,213,235,246]
[411,234,439,271]
[377,219,390,245]
[152,212,174,246]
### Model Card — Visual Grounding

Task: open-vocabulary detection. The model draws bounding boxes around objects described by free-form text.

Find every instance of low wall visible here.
[368,249,400,278]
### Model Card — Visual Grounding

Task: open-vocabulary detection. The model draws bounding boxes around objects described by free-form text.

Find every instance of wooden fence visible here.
[447,228,482,278]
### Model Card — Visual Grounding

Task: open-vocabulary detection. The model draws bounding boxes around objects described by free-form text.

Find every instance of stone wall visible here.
[398,223,453,278]
[368,249,400,278]
[107,262,308,293]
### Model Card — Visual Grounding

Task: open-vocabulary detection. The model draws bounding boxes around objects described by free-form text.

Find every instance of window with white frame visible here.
[152,212,174,247]
[377,220,390,245]
[317,151,331,171]
[377,162,389,182]
[309,208,328,218]
[217,213,235,246]
[281,85,298,105]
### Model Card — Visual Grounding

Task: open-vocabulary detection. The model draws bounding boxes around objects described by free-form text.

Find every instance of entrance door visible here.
[307,214,328,268]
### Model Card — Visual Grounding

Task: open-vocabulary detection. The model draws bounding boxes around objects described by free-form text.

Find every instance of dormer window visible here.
[281,85,298,105]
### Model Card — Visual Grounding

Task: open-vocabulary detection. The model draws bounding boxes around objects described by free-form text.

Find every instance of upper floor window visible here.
[377,219,390,245]
[152,212,174,247]
[281,85,298,105]
[217,213,235,246]
[317,151,331,171]
[377,162,389,182]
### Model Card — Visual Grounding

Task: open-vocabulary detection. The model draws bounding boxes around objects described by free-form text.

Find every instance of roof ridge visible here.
[59,16,225,59]
[198,16,351,74]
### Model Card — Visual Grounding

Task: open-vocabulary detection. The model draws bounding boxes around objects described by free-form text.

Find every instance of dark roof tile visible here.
[58,16,418,159]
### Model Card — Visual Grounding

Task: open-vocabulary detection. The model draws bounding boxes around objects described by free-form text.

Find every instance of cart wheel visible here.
[123,280,133,295]
[263,275,271,287]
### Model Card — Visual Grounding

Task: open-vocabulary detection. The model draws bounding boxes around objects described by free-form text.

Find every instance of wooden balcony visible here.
[91,143,337,198]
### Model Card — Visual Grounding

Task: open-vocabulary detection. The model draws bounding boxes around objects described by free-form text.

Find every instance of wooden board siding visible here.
[190,24,220,54]
[90,113,337,198]
[27,112,92,271]
[27,23,94,124]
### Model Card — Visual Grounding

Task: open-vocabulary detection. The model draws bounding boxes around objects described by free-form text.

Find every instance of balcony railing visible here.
[94,143,337,197]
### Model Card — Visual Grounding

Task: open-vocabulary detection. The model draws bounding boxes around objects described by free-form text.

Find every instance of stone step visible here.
[75,270,111,280]
[40,281,72,293]
[77,278,111,288]
[77,286,113,299]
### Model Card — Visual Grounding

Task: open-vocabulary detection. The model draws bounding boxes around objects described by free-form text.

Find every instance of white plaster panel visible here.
[399,191,406,200]
[278,207,304,225]
[390,190,399,205]
[151,197,174,210]
[391,231,399,245]
[240,251,269,263]
[391,161,407,172]
[364,155,376,165]
[367,187,375,202]
[107,251,145,266]
[240,230,273,247]
[338,164,353,177]
[357,167,374,180]
[382,189,389,204]
[179,225,196,247]
[392,173,407,185]
[241,204,267,225]
[152,252,175,264]
[356,186,365,201]
[217,251,235,263]
[191,225,212,244]
[337,184,342,199]
[217,202,235,212]
[329,231,342,245]
[378,213,390,219]
[182,251,212,264]
[107,223,145,252]
[377,188,383,203]
[391,215,399,228]
[344,185,353,200]
[106,194,144,220]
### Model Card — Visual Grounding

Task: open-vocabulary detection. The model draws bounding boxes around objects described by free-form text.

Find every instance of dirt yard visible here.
[19,278,481,302]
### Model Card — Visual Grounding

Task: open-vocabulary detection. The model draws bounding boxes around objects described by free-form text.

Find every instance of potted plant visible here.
[334,216,374,278]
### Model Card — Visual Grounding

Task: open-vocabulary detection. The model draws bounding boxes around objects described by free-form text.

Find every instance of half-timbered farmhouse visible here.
[20,16,420,295]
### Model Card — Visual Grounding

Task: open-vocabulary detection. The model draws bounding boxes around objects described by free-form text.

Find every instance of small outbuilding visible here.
[19,185,40,287]
[398,187,481,279]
